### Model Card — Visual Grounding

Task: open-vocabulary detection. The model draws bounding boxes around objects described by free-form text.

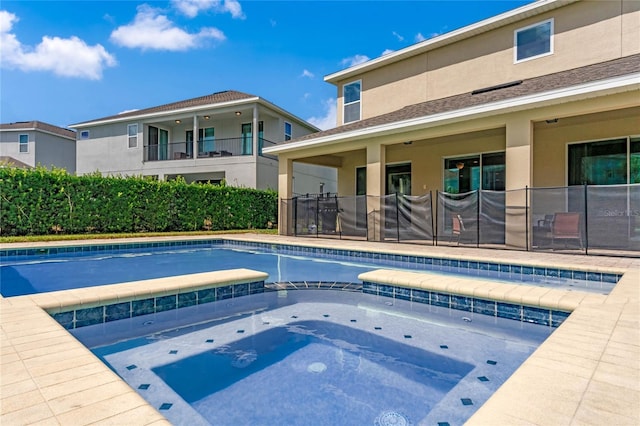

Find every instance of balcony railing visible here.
[144,137,278,162]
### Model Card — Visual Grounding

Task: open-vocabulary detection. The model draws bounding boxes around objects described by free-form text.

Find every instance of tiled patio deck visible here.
[1,234,638,425]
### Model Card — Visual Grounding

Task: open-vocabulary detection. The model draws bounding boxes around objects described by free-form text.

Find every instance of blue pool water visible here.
[76,290,553,426]
[0,241,616,296]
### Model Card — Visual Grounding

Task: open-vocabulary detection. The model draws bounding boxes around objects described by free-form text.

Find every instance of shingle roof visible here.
[0,121,76,139]
[0,156,33,169]
[289,54,640,144]
[73,90,257,125]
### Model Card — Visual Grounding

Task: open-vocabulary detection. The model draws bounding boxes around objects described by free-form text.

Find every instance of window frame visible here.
[79,130,90,140]
[284,121,292,141]
[342,79,362,124]
[566,136,639,186]
[18,134,29,153]
[514,18,554,64]
[127,123,138,149]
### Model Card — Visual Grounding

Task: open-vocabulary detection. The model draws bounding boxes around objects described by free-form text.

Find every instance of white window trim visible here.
[79,130,90,140]
[18,134,29,153]
[127,123,138,149]
[284,121,292,141]
[514,18,554,64]
[342,79,362,124]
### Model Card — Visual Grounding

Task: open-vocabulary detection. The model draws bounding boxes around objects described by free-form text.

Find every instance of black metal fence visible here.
[280,184,640,256]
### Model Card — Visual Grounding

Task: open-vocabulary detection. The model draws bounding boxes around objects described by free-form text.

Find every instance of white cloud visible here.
[0,10,116,80]
[300,69,314,79]
[381,48,394,56]
[307,98,336,131]
[415,32,426,42]
[110,4,225,51]
[392,31,404,42]
[340,54,369,68]
[172,0,245,19]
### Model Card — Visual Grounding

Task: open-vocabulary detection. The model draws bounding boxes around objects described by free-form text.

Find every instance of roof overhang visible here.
[265,73,640,155]
[0,126,76,141]
[325,0,578,84]
[70,98,320,132]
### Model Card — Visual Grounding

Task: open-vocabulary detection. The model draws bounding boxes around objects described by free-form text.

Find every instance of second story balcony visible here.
[143,137,277,162]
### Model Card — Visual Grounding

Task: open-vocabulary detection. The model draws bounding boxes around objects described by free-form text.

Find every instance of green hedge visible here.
[0,167,278,236]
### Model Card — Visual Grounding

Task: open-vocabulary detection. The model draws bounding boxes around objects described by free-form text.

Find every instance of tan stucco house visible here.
[266,0,640,249]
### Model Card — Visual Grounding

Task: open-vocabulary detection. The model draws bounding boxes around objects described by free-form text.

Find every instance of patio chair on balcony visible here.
[452,214,465,245]
[551,212,583,249]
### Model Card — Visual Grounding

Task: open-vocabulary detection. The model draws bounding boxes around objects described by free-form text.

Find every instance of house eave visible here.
[325,0,577,84]
[70,97,319,132]
[266,73,640,155]
[0,127,76,141]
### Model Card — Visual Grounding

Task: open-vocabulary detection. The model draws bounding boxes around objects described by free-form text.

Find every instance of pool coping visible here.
[1,234,639,425]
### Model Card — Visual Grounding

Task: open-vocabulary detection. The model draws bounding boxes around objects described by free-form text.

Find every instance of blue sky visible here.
[1,0,531,130]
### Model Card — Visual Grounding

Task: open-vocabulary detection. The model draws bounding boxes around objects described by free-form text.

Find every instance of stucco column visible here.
[252,105,258,157]
[192,115,198,160]
[505,115,533,249]
[278,156,294,235]
[366,143,385,241]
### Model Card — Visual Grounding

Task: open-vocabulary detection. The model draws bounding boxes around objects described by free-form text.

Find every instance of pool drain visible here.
[374,411,410,426]
[307,362,327,373]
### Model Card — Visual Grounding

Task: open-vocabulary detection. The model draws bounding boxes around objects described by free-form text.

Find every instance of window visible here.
[284,122,292,141]
[568,138,638,185]
[514,19,553,63]
[444,152,505,193]
[127,124,138,148]
[19,134,28,153]
[80,130,90,140]
[343,80,361,124]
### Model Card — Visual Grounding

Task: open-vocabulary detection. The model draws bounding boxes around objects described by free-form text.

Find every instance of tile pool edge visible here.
[0,237,624,286]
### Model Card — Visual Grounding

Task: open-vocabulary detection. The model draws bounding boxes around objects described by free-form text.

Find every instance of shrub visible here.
[0,167,278,236]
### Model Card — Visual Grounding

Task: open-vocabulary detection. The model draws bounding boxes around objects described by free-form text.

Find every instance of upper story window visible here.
[514,19,553,63]
[80,130,90,140]
[19,134,28,153]
[127,124,138,148]
[284,122,292,141]
[343,80,361,124]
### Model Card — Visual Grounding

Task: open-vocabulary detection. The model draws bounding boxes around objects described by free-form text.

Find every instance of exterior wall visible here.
[76,122,141,175]
[335,0,640,122]
[0,130,75,171]
[0,131,36,167]
[532,106,640,187]
[34,132,76,173]
[256,157,277,190]
[292,163,338,195]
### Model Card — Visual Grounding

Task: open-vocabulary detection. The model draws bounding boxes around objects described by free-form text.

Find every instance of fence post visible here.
[430,190,435,246]
[335,195,341,240]
[395,192,400,242]
[293,197,298,237]
[525,186,529,252]
[476,190,480,248]
[365,196,370,241]
[434,190,439,246]
[315,196,319,237]
[584,184,589,255]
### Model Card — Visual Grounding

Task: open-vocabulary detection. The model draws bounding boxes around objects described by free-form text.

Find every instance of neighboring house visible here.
[0,121,76,172]
[71,90,336,191]
[266,0,640,245]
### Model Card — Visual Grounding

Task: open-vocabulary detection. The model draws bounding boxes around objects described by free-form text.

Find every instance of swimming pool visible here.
[74,289,553,426]
[0,239,618,297]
